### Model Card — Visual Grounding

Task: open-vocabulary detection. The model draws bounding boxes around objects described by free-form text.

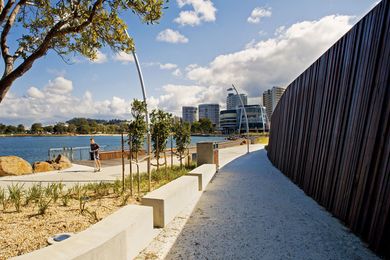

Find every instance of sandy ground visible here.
[156,148,377,259]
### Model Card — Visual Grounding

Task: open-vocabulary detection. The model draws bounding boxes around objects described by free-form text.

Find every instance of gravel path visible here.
[166,149,378,260]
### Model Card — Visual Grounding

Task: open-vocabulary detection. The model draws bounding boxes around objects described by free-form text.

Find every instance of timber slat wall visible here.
[267,0,389,257]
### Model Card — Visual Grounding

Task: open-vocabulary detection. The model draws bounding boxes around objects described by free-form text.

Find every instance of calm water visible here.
[0,135,226,163]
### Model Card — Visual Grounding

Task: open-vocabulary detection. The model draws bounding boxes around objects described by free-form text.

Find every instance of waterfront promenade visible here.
[0,144,258,189]
[163,148,377,259]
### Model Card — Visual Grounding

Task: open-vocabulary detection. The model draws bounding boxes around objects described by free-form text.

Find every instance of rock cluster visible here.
[0,156,33,176]
[0,154,72,176]
[33,155,72,173]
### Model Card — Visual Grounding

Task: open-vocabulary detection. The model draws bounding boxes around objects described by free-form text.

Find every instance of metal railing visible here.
[48,146,107,161]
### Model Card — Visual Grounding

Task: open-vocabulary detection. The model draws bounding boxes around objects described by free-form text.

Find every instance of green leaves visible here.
[150,109,172,157]
[173,121,191,155]
[128,99,147,153]
[0,0,167,102]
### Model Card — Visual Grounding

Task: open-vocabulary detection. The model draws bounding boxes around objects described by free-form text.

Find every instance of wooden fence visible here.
[267,0,389,257]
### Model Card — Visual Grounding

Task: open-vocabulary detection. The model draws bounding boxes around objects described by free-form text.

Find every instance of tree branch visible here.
[1,0,26,71]
[59,0,104,34]
[0,0,14,24]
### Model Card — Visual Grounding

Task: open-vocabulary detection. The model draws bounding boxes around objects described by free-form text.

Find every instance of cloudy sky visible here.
[0,0,380,126]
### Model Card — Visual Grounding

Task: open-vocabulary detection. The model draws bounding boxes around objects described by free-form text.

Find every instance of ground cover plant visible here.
[0,165,195,259]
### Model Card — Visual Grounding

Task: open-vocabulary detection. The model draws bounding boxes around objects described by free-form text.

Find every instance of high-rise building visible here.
[226,93,248,110]
[220,110,238,134]
[182,106,198,124]
[263,86,285,120]
[220,105,268,134]
[198,104,220,128]
[237,105,268,133]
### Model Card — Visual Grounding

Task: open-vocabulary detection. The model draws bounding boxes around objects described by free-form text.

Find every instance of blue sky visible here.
[0,0,379,126]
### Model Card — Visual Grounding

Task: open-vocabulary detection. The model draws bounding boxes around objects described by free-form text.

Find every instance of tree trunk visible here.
[0,77,12,103]
[179,152,183,168]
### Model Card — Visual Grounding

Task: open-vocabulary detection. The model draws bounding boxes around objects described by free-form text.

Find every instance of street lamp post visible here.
[228,84,250,154]
[125,29,152,191]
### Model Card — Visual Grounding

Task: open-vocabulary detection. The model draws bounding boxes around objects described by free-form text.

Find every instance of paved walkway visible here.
[165,148,378,260]
[0,144,259,190]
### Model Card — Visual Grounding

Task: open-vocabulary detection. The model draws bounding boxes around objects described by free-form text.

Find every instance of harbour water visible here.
[0,135,226,163]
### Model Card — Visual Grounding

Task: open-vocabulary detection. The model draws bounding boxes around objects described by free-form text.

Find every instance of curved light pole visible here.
[125,29,152,191]
[228,84,250,154]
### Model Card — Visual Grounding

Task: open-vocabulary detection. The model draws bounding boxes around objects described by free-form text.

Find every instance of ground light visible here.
[227,84,250,154]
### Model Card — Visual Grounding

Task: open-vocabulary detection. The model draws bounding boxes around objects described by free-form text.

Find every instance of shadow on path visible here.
[166,149,377,260]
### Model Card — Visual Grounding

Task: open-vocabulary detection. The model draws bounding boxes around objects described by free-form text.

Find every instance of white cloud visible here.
[247,7,272,24]
[0,77,132,125]
[27,87,45,99]
[159,63,178,70]
[149,84,224,114]
[174,0,217,26]
[156,29,189,43]
[245,39,256,49]
[90,50,108,64]
[186,15,354,97]
[113,51,134,64]
[172,68,182,77]
[45,76,73,95]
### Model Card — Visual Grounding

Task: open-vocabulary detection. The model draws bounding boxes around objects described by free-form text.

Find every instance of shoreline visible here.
[0,133,230,138]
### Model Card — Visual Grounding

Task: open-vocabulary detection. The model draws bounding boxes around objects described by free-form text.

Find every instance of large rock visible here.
[0,156,33,176]
[33,161,56,173]
[54,155,72,170]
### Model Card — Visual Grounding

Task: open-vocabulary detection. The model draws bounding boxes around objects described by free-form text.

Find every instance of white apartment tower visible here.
[263,86,285,120]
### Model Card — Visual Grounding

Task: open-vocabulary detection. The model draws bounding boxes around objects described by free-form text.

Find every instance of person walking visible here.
[90,138,101,172]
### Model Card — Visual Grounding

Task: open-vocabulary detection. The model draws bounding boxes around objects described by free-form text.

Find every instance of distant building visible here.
[237,105,268,133]
[226,93,248,110]
[220,110,238,134]
[198,104,220,128]
[263,86,285,120]
[182,106,198,124]
[220,105,268,134]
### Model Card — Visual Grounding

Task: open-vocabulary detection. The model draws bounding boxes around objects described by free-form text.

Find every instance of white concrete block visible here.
[12,205,156,260]
[142,176,199,228]
[187,164,217,191]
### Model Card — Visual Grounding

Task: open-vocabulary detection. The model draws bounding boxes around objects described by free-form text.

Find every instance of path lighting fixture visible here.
[227,84,250,154]
[125,29,152,191]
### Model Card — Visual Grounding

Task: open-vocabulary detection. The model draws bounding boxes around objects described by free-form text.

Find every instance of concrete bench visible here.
[187,164,217,191]
[141,176,199,228]
[13,205,156,260]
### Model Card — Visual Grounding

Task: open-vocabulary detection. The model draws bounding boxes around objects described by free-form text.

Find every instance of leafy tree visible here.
[150,109,172,169]
[5,124,16,134]
[199,118,213,133]
[190,121,201,133]
[173,121,191,167]
[16,124,25,133]
[53,122,67,133]
[77,124,90,134]
[128,99,147,156]
[43,125,54,133]
[0,0,167,102]
[30,123,43,134]
[67,123,77,133]
[0,123,6,133]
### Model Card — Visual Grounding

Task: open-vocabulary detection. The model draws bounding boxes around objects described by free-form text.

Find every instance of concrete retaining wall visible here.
[13,163,217,259]
[187,164,217,191]
[142,176,200,228]
[12,205,156,260]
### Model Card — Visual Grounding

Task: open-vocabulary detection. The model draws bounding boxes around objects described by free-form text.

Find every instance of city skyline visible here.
[0,0,379,126]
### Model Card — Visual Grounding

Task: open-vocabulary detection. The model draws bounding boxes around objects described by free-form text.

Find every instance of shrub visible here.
[8,184,24,212]
[37,195,52,215]
[61,190,72,206]
[25,184,43,206]
[0,187,8,211]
